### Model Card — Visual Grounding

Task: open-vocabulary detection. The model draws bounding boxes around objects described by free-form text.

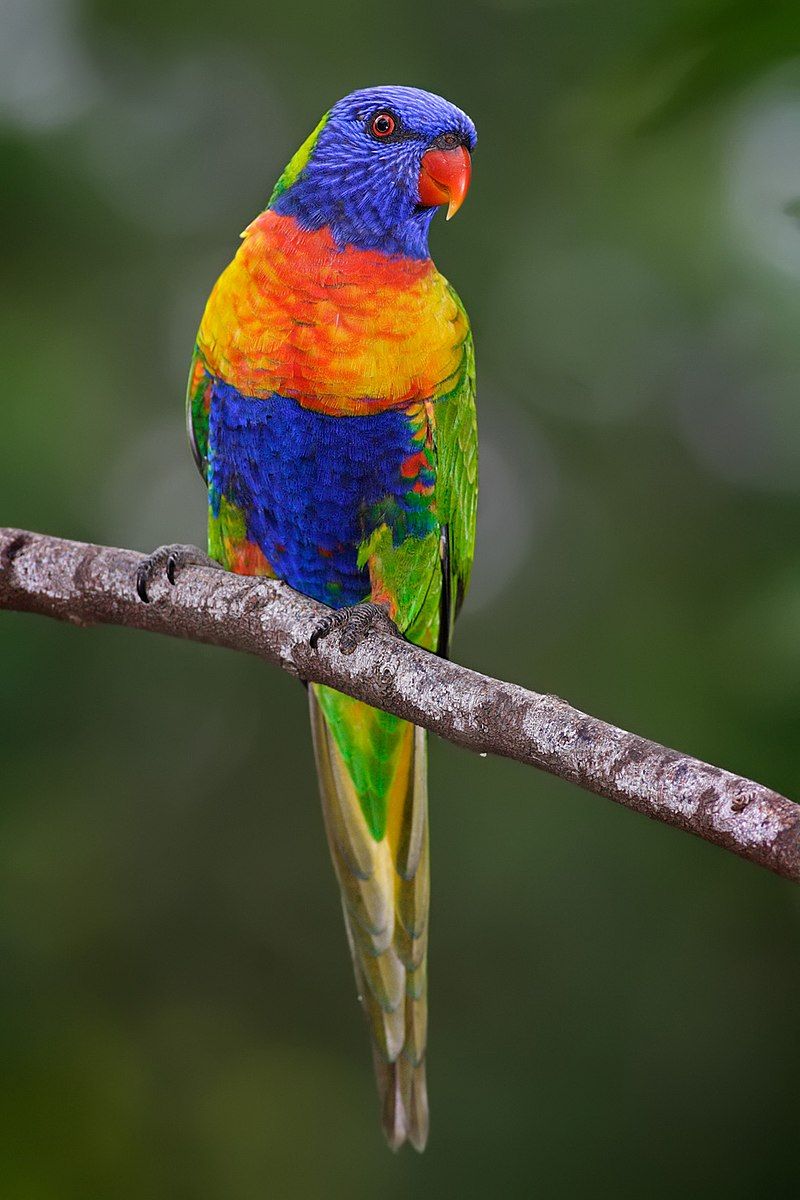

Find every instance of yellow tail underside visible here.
[308,686,430,1152]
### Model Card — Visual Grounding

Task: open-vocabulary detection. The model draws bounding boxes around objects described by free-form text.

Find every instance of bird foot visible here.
[309,602,402,655]
[136,543,222,603]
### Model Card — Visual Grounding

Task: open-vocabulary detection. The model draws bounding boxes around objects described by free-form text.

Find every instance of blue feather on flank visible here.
[208,381,420,607]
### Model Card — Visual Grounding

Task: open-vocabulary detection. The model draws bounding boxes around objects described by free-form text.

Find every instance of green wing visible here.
[186,344,213,482]
[434,283,478,655]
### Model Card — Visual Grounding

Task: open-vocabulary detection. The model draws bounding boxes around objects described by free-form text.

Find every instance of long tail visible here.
[309,684,429,1151]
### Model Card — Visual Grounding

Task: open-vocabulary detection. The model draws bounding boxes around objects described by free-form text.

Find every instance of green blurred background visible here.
[2,0,799,1195]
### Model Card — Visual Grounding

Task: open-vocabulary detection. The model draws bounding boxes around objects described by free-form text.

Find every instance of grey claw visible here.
[309,610,343,649]
[310,602,401,653]
[136,563,152,603]
[136,549,169,603]
[135,543,219,604]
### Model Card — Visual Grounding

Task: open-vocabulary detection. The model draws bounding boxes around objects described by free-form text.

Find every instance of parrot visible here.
[136,85,478,1152]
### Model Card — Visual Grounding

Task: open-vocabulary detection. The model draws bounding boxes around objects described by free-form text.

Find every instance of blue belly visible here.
[207,382,421,607]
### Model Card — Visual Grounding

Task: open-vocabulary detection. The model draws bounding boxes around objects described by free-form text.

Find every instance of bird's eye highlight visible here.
[370,112,396,138]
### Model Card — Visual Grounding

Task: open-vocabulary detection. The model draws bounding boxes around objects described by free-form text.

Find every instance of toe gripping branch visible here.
[309,602,402,655]
[135,551,401,658]
[136,544,222,603]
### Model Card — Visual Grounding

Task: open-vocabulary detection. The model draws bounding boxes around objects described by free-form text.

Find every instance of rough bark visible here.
[1,526,798,883]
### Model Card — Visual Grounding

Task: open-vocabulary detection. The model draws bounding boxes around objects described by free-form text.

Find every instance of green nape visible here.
[313,686,408,841]
[268,112,329,206]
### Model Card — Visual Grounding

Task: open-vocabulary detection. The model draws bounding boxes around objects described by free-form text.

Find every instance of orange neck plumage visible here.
[197,211,467,415]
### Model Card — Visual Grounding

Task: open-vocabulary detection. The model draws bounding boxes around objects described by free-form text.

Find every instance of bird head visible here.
[269,85,476,259]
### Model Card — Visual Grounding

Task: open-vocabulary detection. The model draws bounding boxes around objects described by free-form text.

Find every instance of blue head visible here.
[269,85,477,260]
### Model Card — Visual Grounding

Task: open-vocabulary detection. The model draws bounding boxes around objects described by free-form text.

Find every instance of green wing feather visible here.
[435,283,478,651]
[186,344,213,482]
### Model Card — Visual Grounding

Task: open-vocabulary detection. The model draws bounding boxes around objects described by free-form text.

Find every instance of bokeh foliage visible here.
[1,0,799,1196]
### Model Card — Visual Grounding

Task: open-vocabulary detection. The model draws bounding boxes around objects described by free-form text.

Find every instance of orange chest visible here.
[197,212,468,415]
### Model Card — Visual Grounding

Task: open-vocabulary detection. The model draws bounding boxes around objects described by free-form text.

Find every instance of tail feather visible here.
[344,909,406,1062]
[395,921,428,971]
[309,686,430,1152]
[373,1051,407,1151]
[372,1049,429,1153]
[403,963,428,1064]
[313,720,394,945]
[345,909,405,1013]
[396,824,430,938]
[395,737,428,879]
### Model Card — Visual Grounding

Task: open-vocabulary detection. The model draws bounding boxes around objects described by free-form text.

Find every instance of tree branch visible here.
[2,526,798,883]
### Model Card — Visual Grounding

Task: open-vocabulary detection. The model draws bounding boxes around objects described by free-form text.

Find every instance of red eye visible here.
[371,112,396,138]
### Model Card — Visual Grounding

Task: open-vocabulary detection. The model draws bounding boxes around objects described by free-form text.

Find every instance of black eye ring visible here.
[430,130,463,152]
[370,111,396,138]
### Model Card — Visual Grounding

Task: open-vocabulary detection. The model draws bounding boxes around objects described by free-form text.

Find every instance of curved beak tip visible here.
[419,144,472,220]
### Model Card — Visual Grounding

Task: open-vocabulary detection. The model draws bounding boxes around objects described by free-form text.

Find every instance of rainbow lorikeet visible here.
[138,86,477,1151]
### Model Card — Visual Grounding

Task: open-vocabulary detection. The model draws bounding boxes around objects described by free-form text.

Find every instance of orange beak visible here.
[418,144,472,220]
